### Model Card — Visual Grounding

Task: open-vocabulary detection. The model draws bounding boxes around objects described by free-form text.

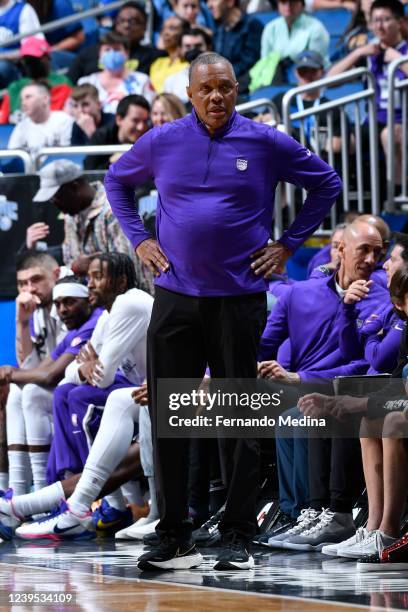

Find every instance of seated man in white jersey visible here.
[42,253,155,536]
[3,276,101,496]
[7,384,155,540]
[4,250,64,493]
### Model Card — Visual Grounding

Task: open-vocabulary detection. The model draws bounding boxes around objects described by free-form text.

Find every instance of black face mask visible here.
[184,48,203,64]
[22,56,49,79]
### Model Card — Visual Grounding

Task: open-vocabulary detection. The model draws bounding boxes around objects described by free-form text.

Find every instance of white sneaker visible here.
[115,517,159,540]
[15,500,95,541]
[322,527,369,557]
[337,529,397,559]
[0,489,21,526]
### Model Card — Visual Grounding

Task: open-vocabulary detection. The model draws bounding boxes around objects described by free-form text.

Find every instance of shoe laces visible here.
[286,508,319,535]
[223,533,247,553]
[202,505,225,531]
[374,530,387,553]
[36,500,68,524]
[302,508,334,536]
[355,527,367,543]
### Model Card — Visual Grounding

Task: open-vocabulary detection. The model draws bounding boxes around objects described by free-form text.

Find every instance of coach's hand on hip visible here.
[250,241,292,279]
[136,238,170,277]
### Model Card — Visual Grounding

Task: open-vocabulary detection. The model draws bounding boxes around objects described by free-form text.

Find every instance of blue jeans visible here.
[276,406,309,518]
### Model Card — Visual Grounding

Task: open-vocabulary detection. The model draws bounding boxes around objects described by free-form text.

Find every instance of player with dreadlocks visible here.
[0,252,154,539]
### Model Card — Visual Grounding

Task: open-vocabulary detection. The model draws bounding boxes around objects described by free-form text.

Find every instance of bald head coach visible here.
[105,52,342,572]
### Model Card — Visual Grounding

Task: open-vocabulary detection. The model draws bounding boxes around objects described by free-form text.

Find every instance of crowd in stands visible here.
[1,0,408,573]
[1,0,408,163]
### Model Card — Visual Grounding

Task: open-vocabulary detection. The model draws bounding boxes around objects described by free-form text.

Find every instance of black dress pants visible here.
[147,286,267,541]
[308,436,365,513]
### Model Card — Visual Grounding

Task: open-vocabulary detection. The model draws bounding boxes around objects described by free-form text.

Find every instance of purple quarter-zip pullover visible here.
[259,274,387,381]
[339,300,403,374]
[105,109,341,297]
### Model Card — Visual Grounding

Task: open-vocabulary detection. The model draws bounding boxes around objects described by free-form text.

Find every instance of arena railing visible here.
[31,103,279,171]
[0,0,154,51]
[33,144,133,170]
[282,67,380,235]
[235,98,279,123]
[0,149,33,173]
[385,55,408,212]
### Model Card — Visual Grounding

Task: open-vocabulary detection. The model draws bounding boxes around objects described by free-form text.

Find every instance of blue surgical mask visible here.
[100,50,127,71]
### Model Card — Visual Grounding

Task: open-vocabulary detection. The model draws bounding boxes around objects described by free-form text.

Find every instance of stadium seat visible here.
[329,35,342,61]
[287,246,319,280]
[313,8,353,37]
[324,81,366,124]
[0,123,13,148]
[254,11,279,27]
[0,300,16,365]
[249,84,292,102]
[73,0,99,48]
[0,125,25,173]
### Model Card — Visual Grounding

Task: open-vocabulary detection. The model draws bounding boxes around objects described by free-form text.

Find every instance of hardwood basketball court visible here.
[0,539,407,611]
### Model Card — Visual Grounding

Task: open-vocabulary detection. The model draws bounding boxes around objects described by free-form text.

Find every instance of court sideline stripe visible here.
[0,560,400,612]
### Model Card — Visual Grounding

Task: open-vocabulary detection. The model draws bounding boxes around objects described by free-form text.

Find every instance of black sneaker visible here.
[137,537,203,571]
[213,535,254,570]
[193,505,224,546]
[143,531,160,546]
[253,514,296,546]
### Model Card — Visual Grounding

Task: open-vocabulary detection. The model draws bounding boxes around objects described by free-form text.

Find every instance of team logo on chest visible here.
[236,158,248,171]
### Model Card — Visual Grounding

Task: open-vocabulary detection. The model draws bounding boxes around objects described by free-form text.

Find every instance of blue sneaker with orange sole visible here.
[92,499,133,536]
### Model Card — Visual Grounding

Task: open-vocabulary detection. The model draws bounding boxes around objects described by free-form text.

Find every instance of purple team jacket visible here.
[259,274,388,381]
[340,301,404,374]
[105,109,341,297]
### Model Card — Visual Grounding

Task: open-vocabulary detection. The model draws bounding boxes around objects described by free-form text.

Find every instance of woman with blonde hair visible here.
[151,93,186,126]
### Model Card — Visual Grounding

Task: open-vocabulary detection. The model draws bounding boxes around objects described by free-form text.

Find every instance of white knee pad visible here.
[6,383,26,446]
[103,387,140,423]
[139,406,153,478]
[21,384,54,446]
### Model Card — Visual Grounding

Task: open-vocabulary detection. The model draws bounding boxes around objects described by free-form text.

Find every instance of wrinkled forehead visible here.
[348,234,383,250]
[190,62,236,86]
[17,266,49,281]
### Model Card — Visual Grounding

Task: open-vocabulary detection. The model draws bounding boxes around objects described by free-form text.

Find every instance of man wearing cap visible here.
[32,160,154,294]
[7,81,74,156]
[273,51,343,156]
[2,276,102,495]
[0,37,72,125]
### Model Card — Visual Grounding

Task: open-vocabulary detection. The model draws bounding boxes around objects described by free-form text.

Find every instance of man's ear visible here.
[53,267,60,283]
[338,240,345,261]
[186,85,192,102]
